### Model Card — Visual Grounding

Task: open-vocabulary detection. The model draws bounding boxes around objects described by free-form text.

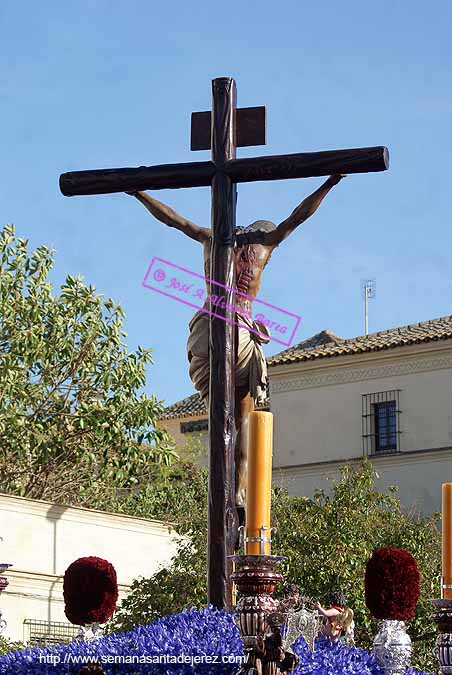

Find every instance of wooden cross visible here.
[60,77,389,610]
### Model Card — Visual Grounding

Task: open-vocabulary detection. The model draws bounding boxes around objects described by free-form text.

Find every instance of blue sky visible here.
[1,1,451,406]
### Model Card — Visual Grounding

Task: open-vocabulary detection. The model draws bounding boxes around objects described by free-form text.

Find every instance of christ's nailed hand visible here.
[327,174,346,186]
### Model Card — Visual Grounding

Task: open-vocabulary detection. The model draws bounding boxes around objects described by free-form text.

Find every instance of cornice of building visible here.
[269,342,452,393]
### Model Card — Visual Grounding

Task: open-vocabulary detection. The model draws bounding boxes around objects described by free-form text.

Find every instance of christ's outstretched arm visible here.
[264,174,345,247]
[127,191,211,244]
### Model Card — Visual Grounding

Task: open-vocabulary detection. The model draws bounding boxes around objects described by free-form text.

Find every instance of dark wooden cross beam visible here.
[59,77,389,611]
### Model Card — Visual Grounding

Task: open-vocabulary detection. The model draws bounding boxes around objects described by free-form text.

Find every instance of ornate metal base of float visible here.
[0,577,8,634]
[229,554,299,675]
[373,619,412,675]
[0,564,12,634]
[432,599,452,674]
[76,623,104,641]
[78,662,107,675]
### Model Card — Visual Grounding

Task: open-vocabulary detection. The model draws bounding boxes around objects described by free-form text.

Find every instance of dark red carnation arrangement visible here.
[63,556,118,626]
[365,546,420,621]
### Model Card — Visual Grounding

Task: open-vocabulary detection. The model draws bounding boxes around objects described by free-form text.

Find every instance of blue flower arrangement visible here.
[0,606,433,675]
[290,635,430,675]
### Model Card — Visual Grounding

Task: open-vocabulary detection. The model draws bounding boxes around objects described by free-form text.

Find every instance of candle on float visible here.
[442,483,452,599]
[246,411,273,555]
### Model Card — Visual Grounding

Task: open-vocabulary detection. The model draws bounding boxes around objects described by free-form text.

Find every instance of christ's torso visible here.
[202,237,274,315]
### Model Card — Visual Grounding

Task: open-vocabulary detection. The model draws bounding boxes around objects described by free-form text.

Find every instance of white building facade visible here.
[269,319,452,513]
[0,494,178,643]
[159,315,452,514]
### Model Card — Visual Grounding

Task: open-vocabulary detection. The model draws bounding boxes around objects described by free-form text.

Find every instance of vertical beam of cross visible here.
[208,78,238,610]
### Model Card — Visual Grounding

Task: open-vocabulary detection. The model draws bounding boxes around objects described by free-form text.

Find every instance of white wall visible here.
[0,494,179,642]
[273,447,452,514]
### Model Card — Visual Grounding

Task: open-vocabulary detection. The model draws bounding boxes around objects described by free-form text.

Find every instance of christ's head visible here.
[235,220,276,246]
[236,219,276,235]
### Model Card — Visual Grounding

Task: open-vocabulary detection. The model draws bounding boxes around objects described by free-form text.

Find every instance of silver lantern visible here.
[373,619,412,675]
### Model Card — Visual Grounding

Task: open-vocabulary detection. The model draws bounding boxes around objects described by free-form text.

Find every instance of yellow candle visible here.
[442,484,452,599]
[246,411,273,555]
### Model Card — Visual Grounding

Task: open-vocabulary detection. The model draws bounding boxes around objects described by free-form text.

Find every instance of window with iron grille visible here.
[180,419,208,433]
[23,619,78,647]
[362,390,401,456]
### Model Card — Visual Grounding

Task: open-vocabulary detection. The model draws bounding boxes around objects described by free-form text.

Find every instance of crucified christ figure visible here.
[127,174,345,524]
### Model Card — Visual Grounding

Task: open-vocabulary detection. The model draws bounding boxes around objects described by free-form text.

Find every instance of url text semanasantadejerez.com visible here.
[38,653,246,666]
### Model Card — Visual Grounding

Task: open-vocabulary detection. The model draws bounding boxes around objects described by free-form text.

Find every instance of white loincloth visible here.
[187,309,270,407]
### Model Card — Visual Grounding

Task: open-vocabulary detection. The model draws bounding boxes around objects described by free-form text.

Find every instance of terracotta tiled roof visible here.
[159,392,270,421]
[159,315,452,419]
[159,393,206,420]
[268,315,452,366]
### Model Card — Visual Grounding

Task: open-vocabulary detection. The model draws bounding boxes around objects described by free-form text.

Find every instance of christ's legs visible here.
[187,308,267,537]
[234,388,254,528]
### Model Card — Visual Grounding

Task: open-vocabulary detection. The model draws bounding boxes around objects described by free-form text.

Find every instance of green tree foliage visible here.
[110,461,439,671]
[271,464,439,670]
[105,437,209,628]
[0,636,25,655]
[0,224,177,502]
